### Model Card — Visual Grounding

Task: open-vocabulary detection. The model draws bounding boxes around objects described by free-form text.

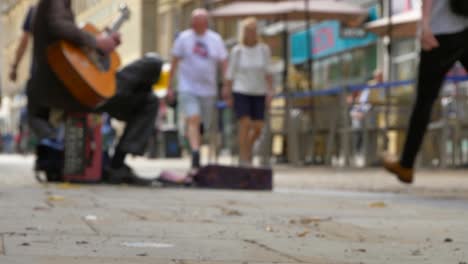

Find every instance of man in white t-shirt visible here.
[167,8,228,169]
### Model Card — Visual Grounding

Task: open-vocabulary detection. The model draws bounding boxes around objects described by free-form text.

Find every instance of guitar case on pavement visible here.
[192,164,273,191]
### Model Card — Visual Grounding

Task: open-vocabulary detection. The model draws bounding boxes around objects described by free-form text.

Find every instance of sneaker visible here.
[383,159,414,184]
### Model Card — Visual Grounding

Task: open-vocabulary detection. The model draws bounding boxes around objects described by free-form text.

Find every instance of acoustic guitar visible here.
[47,4,131,109]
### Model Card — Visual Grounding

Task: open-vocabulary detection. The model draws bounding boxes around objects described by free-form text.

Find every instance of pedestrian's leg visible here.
[177,93,204,169]
[245,95,267,164]
[238,117,252,165]
[400,52,453,169]
[246,121,264,163]
[187,115,202,168]
[199,96,216,163]
[233,93,254,166]
[385,38,457,183]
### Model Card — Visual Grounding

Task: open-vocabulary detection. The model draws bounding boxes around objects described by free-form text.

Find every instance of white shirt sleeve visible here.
[172,34,184,58]
[216,34,228,61]
[226,46,240,81]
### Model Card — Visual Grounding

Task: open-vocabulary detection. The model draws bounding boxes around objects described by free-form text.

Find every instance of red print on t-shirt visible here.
[193,41,209,58]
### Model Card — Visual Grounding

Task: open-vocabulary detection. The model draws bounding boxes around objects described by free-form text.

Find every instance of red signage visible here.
[312,27,335,55]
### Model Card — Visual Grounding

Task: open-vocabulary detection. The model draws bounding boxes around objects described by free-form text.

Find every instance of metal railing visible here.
[269,75,468,168]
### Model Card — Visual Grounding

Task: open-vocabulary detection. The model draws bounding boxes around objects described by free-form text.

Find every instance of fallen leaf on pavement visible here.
[47,195,65,202]
[297,230,310,237]
[57,183,80,190]
[352,248,367,253]
[219,207,242,216]
[33,206,49,211]
[369,202,387,208]
[444,238,453,243]
[297,217,333,225]
[225,210,242,216]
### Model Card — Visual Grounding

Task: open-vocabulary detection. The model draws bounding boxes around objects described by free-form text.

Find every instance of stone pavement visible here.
[0,154,468,263]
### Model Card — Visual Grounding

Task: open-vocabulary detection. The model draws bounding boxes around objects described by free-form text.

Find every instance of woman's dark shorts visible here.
[233,92,266,121]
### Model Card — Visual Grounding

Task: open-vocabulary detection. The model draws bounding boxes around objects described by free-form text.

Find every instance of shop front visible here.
[280,20,378,164]
[290,20,378,92]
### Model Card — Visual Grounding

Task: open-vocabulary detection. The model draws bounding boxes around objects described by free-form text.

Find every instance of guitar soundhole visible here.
[86,49,111,72]
[96,52,111,72]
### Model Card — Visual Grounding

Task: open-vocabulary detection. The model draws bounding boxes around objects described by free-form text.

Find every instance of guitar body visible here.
[47,23,121,109]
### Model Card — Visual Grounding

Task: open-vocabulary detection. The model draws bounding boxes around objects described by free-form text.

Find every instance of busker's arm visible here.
[47,0,119,53]
[421,0,439,51]
[9,32,30,82]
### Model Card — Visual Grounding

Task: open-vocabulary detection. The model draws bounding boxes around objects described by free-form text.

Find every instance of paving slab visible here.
[0,256,325,264]
[3,234,293,263]
[0,235,4,255]
[0,203,98,236]
[254,236,468,264]
[2,155,468,263]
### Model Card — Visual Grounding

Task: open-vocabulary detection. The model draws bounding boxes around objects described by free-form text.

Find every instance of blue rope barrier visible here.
[217,75,468,109]
[274,75,468,99]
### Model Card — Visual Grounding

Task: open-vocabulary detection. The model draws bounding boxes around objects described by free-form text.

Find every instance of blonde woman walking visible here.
[223,17,274,166]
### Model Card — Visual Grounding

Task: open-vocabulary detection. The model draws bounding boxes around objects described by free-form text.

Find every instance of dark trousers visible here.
[400,29,468,168]
[28,54,162,156]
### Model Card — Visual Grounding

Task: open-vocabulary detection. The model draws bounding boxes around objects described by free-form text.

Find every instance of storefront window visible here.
[391,38,419,101]
[329,56,341,87]
[292,44,377,92]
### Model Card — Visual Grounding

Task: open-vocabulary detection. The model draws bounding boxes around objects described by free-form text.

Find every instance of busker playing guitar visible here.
[29,0,163,185]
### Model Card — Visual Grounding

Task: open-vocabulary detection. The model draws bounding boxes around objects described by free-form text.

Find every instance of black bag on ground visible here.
[450,0,468,17]
[35,142,64,182]
[193,165,273,190]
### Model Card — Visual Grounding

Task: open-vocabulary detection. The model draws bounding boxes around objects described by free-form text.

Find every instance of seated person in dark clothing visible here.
[29,0,163,184]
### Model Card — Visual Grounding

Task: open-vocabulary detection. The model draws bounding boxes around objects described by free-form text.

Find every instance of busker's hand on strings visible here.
[96,32,121,53]
[421,25,439,51]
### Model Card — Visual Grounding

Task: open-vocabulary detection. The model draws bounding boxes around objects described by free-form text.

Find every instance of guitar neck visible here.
[109,16,126,33]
